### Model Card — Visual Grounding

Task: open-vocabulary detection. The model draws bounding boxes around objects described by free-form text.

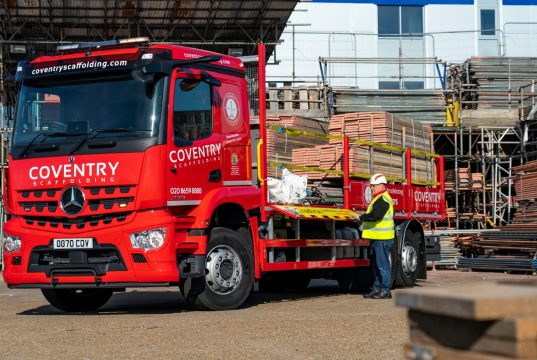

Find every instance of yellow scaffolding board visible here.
[270,204,360,221]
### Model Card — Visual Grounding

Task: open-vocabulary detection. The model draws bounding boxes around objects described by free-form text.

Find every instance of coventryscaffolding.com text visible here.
[31,60,128,75]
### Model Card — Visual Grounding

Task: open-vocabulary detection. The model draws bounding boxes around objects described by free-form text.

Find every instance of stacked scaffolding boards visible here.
[265,114,329,179]
[434,234,462,269]
[445,168,470,190]
[327,112,432,182]
[457,57,537,110]
[444,167,485,191]
[328,112,432,149]
[331,88,448,125]
[269,112,434,183]
[453,160,537,273]
[513,160,537,209]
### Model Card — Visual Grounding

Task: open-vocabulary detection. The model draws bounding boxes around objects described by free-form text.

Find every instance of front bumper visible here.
[2,210,180,288]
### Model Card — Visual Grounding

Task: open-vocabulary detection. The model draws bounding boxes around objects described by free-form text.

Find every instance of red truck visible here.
[2,38,445,311]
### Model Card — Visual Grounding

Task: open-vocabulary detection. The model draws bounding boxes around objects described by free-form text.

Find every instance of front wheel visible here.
[41,288,113,312]
[180,227,254,310]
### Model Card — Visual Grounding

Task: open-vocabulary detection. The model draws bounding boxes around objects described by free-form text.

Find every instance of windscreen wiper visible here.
[68,128,147,155]
[19,132,82,158]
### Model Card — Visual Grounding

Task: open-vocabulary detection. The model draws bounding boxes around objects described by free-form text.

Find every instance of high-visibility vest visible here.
[362,191,395,240]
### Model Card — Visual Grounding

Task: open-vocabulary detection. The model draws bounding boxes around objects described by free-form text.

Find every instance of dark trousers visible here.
[371,239,394,292]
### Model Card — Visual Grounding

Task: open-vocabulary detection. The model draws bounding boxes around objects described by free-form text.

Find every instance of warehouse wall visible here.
[268,1,537,88]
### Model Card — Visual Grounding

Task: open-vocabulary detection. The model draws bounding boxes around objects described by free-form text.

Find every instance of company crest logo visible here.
[223,93,240,126]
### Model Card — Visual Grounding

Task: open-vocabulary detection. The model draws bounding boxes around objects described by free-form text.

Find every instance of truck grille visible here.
[20,185,133,199]
[16,185,137,216]
[23,212,132,230]
[88,197,134,210]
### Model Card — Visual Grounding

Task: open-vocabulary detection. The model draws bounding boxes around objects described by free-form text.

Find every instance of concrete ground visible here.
[0,270,533,360]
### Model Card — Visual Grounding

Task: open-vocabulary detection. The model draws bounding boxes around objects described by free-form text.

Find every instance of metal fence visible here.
[268,25,537,88]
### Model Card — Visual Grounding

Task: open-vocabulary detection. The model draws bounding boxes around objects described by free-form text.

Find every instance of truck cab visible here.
[3,38,259,311]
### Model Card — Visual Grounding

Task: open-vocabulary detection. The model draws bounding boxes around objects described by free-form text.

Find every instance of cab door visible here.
[218,75,251,186]
[166,70,222,206]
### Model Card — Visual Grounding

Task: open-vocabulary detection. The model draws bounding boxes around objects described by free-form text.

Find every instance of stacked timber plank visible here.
[446,207,456,220]
[435,234,462,268]
[451,160,537,271]
[288,112,433,183]
[328,112,431,151]
[514,160,537,203]
[458,256,536,272]
[510,160,537,227]
[472,172,484,191]
[457,229,537,272]
[445,168,472,190]
[397,283,537,359]
[465,57,537,109]
[454,233,478,248]
[265,114,329,178]
[511,203,537,225]
[331,88,447,125]
[469,232,537,253]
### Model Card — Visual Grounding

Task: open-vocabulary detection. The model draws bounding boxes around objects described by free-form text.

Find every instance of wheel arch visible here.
[209,202,250,231]
[208,202,257,270]
[396,219,426,279]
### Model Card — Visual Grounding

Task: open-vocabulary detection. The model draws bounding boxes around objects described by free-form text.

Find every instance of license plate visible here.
[53,238,93,249]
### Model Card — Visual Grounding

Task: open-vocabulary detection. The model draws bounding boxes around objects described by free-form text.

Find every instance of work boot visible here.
[371,290,392,299]
[362,289,379,299]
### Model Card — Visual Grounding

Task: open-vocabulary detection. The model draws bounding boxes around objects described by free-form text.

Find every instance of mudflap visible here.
[417,231,427,280]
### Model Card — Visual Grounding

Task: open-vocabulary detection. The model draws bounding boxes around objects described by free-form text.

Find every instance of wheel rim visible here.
[401,242,417,276]
[205,245,243,295]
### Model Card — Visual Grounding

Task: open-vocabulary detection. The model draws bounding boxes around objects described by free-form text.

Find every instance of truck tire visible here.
[41,288,113,312]
[393,229,420,288]
[180,227,254,310]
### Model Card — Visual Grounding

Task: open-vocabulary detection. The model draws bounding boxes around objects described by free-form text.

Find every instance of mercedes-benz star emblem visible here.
[60,186,85,216]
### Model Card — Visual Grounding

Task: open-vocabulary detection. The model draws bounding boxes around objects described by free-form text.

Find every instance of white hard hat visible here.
[370,173,387,185]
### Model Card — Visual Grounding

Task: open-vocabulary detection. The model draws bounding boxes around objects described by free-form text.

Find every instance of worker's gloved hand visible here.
[355,215,364,232]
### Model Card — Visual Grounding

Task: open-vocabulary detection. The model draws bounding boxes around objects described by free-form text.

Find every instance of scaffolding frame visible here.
[480,126,520,225]
[434,125,520,229]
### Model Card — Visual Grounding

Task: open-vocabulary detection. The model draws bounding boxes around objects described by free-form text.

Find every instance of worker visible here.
[361,173,395,300]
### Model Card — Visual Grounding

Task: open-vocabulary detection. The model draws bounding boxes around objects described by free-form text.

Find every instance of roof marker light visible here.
[56,37,150,53]
[119,37,149,45]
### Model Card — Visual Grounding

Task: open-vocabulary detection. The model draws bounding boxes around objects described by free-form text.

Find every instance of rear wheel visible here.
[393,229,420,287]
[180,227,254,310]
[41,288,113,312]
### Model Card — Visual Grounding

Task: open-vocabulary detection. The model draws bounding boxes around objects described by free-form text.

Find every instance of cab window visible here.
[173,79,212,145]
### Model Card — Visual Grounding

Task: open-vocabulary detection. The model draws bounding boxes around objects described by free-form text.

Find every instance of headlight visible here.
[129,228,166,251]
[3,234,21,253]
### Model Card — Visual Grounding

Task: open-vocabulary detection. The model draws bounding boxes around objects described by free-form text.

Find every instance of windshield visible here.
[12,75,165,157]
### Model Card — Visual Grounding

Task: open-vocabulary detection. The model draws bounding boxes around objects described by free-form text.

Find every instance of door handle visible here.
[209,170,221,182]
